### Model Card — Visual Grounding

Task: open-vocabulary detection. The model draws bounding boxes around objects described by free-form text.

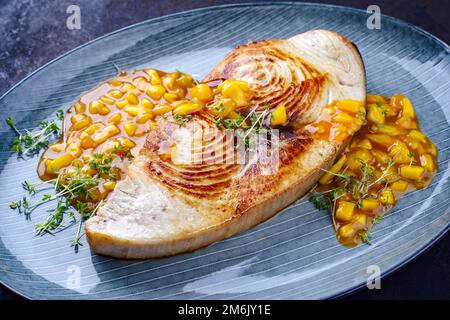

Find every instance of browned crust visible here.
[85,30,366,259]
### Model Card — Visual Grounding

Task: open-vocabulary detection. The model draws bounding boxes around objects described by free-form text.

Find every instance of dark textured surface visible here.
[0,0,448,300]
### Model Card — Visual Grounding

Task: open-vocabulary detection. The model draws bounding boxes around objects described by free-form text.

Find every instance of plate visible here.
[0,3,449,300]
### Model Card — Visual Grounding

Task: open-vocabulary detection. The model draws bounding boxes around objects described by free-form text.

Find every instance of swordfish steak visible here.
[85,30,366,259]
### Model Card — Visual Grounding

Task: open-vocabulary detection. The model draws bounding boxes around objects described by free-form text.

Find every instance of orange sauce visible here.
[312,94,438,246]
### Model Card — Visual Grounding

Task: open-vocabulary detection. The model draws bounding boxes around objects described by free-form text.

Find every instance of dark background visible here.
[0,0,448,300]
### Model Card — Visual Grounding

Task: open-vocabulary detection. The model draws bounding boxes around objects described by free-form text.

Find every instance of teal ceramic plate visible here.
[0,3,449,299]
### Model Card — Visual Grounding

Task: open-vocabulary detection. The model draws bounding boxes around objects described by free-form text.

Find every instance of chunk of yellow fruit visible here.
[353,214,367,226]
[420,154,435,172]
[367,104,385,124]
[147,85,166,100]
[408,130,426,143]
[270,105,288,127]
[100,96,115,105]
[361,199,379,211]
[389,141,411,164]
[335,201,355,222]
[402,96,415,118]
[379,188,395,205]
[124,106,145,117]
[319,154,347,185]
[189,84,213,102]
[152,104,172,116]
[103,180,117,191]
[121,123,135,136]
[219,80,250,107]
[66,143,82,158]
[391,180,409,192]
[371,124,406,136]
[333,111,355,124]
[109,89,124,99]
[48,154,74,173]
[336,100,364,114]
[173,102,203,116]
[141,98,154,109]
[207,99,236,118]
[339,224,356,238]
[366,134,393,148]
[400,165,425,180]
[164,93,178,103]
[70,114,92,131]
[108,112,122,124]
[126,92,139,105]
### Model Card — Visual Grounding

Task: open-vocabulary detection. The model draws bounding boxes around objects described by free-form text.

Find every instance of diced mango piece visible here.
[89,101,104,114]
[339,224,356,238]
[396,116,418,129]
[70,114,92,131]
[108,113,122,124]
[100,96,115,105]
[219,80,250,107]
[333,111,354,124]
[428,143,438,157]
[371,124,406,136]
[164,93,178,103]
[124,106,145,117]
[408,130,426,143]
[420,154,435,172]
[48,154,74,173]
[336,201,355,222]
[189,84,213,102]
[319,154,347,185]
[270,105,288,127]
[97,104,111,115]
[115,100,128,109]
[66,142,82,158]
[361,199,379,210]
[109,89,124,99]
[92,125,120,145]
[366,134,393,148]
[152,104,172,116]
[400,165,425,180]
[74,102,86,114]
[126,92,139,105]
[379,188,395,205]
[146,69,162,85]
[147,85,166,100]
[123,123,137,136]
[367,94,387,104]
[141,98,154,109]
[367,104,385,124]
[353,214,367,226]
[358,138,372,150]
[389,141,411,164]
[122,83,136,92]
[173,102,203,116]
[371,149,391,164]
[49,143,64,152]
[136,111,153,124]
[402,96,415,118]
[391,180,409,192]
[103,180,117,191]
[208,99,236,118]
[336,100,364,114]
[80,135,95,149]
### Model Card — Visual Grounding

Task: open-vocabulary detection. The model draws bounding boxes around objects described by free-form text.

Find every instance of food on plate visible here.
[84,30,366,258]
[309,94,437,246]
[6,29,437,258]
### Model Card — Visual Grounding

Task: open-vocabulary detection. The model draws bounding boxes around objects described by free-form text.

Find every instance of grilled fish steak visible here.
[85,30,366,259]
